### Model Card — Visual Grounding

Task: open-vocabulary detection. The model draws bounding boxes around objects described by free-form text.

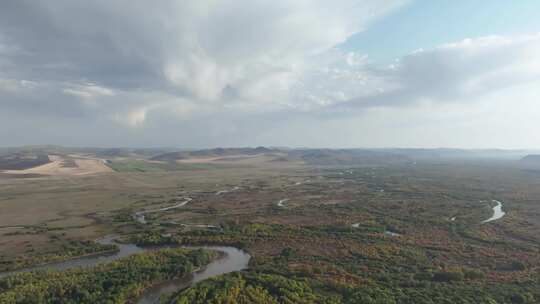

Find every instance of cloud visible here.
[114,107,148,127]
[338,33,540,109]
[0,78,38,93]
[0,0,409,149]
[1,1,539,148]
[0,1,404,111]
[63,84,115,100]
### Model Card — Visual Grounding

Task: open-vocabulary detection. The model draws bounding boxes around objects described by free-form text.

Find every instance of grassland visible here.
[107,159,235,172]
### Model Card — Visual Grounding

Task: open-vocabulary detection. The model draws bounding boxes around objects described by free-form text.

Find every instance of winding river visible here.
[277,198,289,207]
[215,186,241,195]
[482,200,506,223]
[138,246,250,304]
[0,236,250,304]
[133,197,192,224]
[350,223,401,237]
[0,193,507,302]
[1,190,254,302]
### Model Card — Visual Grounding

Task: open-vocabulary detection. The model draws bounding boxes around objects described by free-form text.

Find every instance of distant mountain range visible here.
[149,147,537,166]
[520,155,540,165]
[1,146,539,169]
[150,147,277,162]
[287,149,410,166]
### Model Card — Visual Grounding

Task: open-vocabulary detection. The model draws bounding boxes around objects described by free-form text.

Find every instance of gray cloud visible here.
[1,1,539,148]
[0,1,404,118]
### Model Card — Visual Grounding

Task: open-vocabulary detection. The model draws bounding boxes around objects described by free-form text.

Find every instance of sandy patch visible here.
[2,155,112,176]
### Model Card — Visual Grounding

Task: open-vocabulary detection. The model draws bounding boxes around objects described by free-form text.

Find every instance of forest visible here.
[0,248,216,304]
[135,221,539,304]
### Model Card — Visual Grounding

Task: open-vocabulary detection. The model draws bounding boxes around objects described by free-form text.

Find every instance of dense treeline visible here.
[131,221,539,304]
[0,248,216,304]
[168,272,533,304]
[169,271,537,304]
[170,272,328,304]
[0,240,117,272]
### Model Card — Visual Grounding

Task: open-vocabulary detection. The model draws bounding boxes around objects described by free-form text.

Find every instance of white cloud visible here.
[113,107,148,127]
[345,33,540,108]
[63,84,115,100]
[0,1,406,115]
[0,78,37,92]
[1,1,540,148]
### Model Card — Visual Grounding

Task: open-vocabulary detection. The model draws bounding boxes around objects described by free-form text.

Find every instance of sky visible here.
[1,1,540,149]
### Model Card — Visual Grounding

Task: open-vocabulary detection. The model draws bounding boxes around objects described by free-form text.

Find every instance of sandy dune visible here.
[2,155,112,176]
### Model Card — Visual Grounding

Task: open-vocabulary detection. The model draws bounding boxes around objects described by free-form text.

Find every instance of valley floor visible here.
[1,157,539,303]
